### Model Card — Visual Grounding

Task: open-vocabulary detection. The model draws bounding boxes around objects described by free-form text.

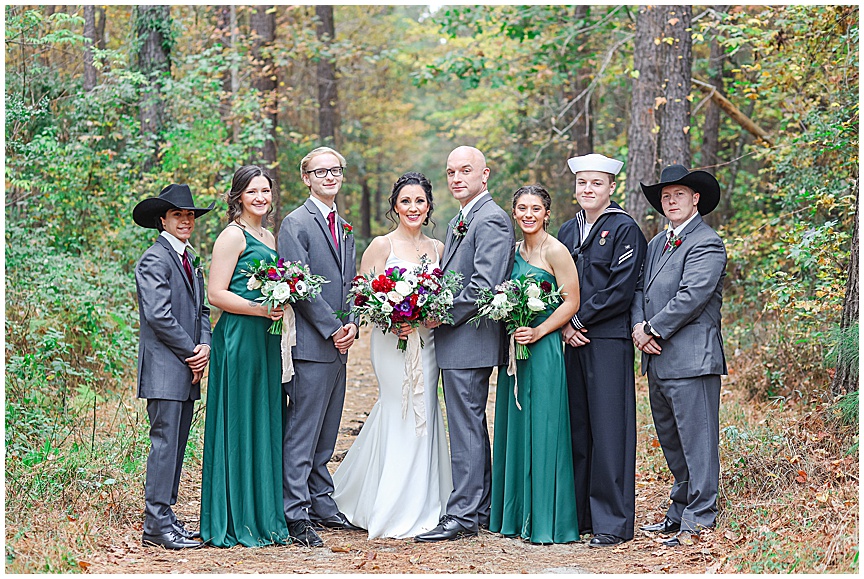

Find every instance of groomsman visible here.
[631,164,727,547]
[415,146,515,542]
[557,154,647,547]
[278,146,361,547]
[133,184,214,549]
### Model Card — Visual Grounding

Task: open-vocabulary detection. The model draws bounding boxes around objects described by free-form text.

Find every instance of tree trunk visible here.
[563,4,594,224]
[832,187,859,395]
[699,7,727,175]
[82,5,97,91]
[625,5,664,237]
[136,5,172,169]
[217,5,240,142]
[95,6,106,50]
[316,5,339,146]
[360,173,372,239]
[250,5,281,232]
[701,7,728,229]
[658,5,692,168]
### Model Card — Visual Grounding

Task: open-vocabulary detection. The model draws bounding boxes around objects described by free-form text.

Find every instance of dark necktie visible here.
[182,249,194,286]
[327,210,339,249]
[662,231,674,253]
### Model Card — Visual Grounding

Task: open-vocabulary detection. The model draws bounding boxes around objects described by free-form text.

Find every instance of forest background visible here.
[3,3,859,573]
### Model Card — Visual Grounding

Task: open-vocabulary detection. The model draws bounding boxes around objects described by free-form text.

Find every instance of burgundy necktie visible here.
[182,249,194,286]
[327,210,339,248]
[662,231,673,253]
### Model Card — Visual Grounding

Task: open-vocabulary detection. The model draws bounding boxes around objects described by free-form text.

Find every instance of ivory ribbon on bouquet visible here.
[507,334,522,411]
[401,331,427,437]
[281,305,297,383]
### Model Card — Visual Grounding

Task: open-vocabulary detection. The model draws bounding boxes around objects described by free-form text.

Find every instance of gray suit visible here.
[278,198,356,521]
[135,235,211,535]
[630,213,727,532]
[435,193,515,529]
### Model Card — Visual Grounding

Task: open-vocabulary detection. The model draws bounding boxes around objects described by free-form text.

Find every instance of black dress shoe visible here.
[640,516,681,534]
[172,522,201,539]
[142,530,203,550]
[287,519,324,547]
[663,530,696,547]
[311,512,363,531]
[588,533,625,547]
[414,515,478,542]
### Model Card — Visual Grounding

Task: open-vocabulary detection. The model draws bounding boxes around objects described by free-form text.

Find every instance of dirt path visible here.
[86,332,720,574]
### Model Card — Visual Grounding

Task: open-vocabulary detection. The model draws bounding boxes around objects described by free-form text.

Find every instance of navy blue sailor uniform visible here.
[557,200,647,540]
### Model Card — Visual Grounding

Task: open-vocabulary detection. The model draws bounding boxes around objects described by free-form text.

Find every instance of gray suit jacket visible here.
[278,198,357,364]
[630,214,727,380]
[135,236,211,401]
[435,193,515,369]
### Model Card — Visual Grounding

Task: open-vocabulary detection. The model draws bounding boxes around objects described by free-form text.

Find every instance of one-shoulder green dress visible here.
[489,251,579,544]
[200,229,290,547]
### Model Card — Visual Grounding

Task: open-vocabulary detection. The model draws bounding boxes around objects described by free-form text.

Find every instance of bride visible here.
[332,172,453,539]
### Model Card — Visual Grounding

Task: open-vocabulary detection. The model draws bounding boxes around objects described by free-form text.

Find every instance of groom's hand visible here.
[333,323,358,353]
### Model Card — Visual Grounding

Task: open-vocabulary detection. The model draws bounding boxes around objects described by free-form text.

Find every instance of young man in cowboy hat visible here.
[133,184,215,549]
[630,164,727,547]
[557,153,647,547]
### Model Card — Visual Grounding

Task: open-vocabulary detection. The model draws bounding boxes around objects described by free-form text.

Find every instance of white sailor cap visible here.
[567,153,624,176]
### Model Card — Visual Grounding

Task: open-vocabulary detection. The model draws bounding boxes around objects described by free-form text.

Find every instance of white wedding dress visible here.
[332,247,453,539]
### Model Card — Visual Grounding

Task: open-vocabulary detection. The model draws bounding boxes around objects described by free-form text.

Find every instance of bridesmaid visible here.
[200,166,290,547]
[489,185,581,544]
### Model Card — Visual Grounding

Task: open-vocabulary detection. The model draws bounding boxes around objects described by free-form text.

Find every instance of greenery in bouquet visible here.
[243,257,328,334]
[470,274,563,359]
[344,255,463,351]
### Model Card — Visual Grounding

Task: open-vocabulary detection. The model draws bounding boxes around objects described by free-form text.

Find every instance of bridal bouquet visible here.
[243,257,328,335]
[470,274,563,361]
[344,255,463,351]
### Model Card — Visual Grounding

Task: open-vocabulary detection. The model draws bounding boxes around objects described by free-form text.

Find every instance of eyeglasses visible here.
[305,166,344,179]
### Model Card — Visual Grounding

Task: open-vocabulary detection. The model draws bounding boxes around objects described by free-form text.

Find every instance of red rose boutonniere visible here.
[342,223,353,240]
[453,219,469,239]
[665,233,683,254]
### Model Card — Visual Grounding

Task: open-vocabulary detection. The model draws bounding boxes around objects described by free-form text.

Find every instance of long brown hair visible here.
[225,165,274,225]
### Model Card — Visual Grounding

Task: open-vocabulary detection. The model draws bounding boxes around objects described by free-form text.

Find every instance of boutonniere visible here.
[342,223,353,240]
[453,219,469,239]
[665,232,683,254]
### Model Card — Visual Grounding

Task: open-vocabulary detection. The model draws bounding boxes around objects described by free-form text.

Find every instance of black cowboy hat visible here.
[640,164,721,217]
[133,184,215,229]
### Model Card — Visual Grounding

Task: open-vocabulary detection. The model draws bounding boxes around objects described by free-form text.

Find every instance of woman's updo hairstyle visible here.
[385,171,435,227]
[512,184,553,229]
[225,165,274,224]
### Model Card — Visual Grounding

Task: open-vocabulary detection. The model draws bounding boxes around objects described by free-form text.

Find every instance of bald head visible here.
[446,146,490,206]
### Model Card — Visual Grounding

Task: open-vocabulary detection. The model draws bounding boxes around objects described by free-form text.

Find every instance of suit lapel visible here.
[442,195,491,269]
[157,236,193,295]
[646,214,704,291]
[304,198,341,265]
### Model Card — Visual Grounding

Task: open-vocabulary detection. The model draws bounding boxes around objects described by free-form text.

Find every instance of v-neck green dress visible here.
[200,229,290,547]
[489,251,580,544]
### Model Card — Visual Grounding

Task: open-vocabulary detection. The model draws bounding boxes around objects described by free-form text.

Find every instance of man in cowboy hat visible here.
[133,184,214,549]
[557,153,647,547]
[630,164,727,547]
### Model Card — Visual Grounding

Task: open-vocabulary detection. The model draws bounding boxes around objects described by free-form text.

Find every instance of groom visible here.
[278,146,360,547]
[415,146,515,542]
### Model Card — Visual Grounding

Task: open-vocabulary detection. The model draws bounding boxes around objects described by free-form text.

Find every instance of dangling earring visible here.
[543,216,550,230]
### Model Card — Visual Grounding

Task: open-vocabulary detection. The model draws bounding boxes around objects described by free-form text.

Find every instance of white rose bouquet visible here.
[470,274,563,360]
[243,257,328,335]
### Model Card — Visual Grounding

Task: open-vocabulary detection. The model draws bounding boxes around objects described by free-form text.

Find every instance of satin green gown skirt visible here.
[489,253,579,544]
[200,231,290,547]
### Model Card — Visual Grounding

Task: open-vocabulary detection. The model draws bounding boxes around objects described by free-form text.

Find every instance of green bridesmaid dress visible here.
[200,228,290,547]
[489,251,579,544]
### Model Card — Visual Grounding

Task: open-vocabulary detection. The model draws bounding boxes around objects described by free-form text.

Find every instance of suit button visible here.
[646,298,650,303]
